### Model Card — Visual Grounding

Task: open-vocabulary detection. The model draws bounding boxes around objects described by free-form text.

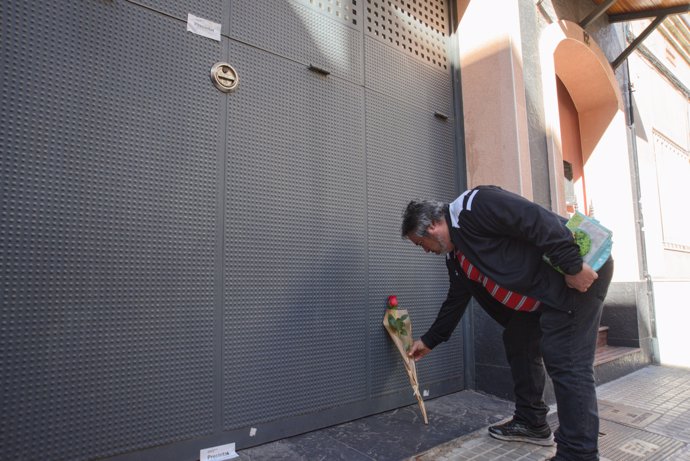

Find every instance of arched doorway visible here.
[540,20,640,281]
[553,33,619,218]
[557,76,588,215]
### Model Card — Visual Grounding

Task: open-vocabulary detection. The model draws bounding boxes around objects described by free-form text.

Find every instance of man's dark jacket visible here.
[421,186,583,349]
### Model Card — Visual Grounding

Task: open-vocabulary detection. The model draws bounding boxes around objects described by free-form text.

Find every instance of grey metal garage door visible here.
[0,1,462,459]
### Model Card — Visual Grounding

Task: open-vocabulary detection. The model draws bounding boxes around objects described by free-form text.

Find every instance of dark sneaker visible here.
[488,419,555,446]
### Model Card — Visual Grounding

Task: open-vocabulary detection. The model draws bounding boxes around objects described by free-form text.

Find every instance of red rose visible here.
[387,295,398,308]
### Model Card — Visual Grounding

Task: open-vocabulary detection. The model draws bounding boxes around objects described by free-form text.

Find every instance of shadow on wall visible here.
[630,91,649,142]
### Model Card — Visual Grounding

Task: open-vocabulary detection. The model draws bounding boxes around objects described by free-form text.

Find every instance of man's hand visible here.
[564,263,598,292]
[408,339,431,362]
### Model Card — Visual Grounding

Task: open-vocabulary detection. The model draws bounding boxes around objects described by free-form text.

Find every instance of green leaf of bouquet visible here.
[388,313,396,326]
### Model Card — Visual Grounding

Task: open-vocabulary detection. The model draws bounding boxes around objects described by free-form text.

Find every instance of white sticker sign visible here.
[187,14,221,42]
[200,442,238,461]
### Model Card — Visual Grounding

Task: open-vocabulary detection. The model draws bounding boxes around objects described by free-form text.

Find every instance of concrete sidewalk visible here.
[237,365,690,460]
[414,365,690,461]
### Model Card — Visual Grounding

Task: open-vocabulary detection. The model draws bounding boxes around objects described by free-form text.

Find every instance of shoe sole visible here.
[488,432,556,447]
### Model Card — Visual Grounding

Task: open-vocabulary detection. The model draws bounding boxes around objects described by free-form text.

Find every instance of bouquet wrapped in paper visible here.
[383,295,428,424]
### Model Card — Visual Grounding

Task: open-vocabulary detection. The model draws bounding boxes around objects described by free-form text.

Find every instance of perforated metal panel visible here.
[1,1,219,459]
[229,0,363,84]
[2,0,460,458]
[135,0,223,22]
[366,90,461,396]
[222,0,458,433]
[365,0,449,70]
[293,0,360,26]
[366,35,453,115]
[222,40,367,429]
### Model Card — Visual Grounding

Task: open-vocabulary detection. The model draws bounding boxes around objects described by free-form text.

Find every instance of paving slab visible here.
[416,365,690,461]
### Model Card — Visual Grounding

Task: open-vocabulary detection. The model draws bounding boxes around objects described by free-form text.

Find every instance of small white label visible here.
[187,14,221,42]
[423,389,430,397]
[200,442,238,461]
[249,427,257,437]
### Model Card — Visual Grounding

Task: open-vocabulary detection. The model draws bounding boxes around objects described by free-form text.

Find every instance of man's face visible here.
[407,220,454,255]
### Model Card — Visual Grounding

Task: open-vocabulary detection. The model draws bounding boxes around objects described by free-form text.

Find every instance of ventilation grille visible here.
[294,0,359,26]
[365,0,449,69]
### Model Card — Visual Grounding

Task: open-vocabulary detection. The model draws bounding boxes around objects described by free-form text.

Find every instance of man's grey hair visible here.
[401,200,448,238]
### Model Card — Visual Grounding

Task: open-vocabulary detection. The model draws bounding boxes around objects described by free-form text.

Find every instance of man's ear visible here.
[427,220,443,236]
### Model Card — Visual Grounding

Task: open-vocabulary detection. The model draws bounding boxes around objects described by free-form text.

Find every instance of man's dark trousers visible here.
[481,305,550,429]
[487,258,614,460]
[541,258,614,460]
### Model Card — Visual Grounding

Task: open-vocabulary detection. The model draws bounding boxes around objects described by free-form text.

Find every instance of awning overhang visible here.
[584,0,690,69]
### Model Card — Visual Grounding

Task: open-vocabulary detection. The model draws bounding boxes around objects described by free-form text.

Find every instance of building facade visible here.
[457,0,690,397]
[626,14,690,369]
